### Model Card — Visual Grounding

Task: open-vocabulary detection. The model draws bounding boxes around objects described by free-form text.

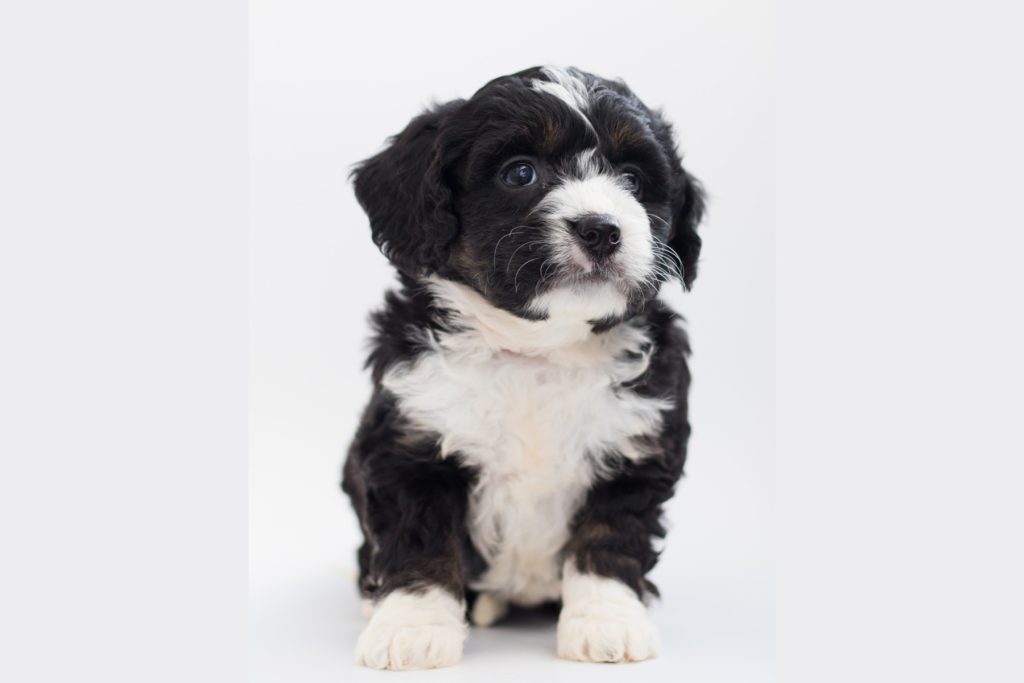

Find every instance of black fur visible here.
[352,101,465,276]
[567,304,691,597]
[342,386,480,598]
[342,67,704,611]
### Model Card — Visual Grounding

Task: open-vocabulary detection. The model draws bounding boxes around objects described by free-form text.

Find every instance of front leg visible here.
[557,559,660,663]
[356,586,468,671]
[557,458,681,663]
[345,428,473,671]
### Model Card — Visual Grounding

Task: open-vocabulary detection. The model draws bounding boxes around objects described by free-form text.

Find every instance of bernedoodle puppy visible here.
[342,66,705,670]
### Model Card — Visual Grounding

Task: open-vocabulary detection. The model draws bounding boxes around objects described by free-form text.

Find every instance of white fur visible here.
[557,561,660,663]
[540,171,656,286]
[355,587,468,670]
[382,280,671,608]
[526,280,629,324]
[531,66,594,131]
[470,593,509,627]
[573,147,601,177]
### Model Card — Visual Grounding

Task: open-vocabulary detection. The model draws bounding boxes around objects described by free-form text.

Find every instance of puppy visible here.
[342,66,705,670]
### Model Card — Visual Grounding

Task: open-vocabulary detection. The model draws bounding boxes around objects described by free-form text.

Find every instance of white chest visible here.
[382,326,669,605]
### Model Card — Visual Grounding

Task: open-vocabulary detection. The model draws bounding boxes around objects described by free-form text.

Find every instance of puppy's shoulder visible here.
[623,300,692,400]
[365,279,452,385]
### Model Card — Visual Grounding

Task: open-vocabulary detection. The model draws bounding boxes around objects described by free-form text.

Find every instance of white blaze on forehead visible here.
[573,148,601,177]
[531,66,595,130]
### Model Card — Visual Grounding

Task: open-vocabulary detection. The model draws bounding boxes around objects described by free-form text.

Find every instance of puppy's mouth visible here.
[567,262,624,285]
[562,242,628,283]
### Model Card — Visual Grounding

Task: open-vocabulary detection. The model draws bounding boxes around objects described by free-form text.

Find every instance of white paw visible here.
[557,608,659,662]
[355,588,468,671]
[556,564,660,663]
[470,593,509,627]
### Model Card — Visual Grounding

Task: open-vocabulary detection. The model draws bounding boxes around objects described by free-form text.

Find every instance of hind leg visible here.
[469,593,509,627]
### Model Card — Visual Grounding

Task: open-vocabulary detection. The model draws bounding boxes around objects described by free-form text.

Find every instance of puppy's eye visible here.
[622,172,642,197]
[500,161,538,188]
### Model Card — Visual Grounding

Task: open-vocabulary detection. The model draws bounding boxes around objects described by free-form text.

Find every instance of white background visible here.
[249,1,774,680]
[3,2,1023,683]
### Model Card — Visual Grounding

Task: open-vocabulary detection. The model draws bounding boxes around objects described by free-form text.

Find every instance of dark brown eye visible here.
[500,161,537,187]
[622,172,642,197]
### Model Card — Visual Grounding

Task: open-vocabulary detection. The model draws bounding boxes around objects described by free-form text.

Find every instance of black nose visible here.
[571,214,622,258]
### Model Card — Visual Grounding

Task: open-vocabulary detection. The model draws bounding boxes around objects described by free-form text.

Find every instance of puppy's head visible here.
[352,66,705,324]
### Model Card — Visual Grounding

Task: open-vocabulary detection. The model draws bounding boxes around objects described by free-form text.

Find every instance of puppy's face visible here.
[353,66,704,324]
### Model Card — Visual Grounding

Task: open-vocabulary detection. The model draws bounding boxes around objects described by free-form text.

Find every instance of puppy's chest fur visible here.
[382,299,669,605]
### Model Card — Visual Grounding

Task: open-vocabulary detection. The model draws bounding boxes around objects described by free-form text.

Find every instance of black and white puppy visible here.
[342,66,705,670]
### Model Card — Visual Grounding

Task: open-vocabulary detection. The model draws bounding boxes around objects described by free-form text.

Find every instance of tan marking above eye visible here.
[609,125,645,152]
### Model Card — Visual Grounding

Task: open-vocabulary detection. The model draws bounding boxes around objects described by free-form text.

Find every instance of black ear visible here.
[646,107,707,290]
[351,100,464,275]
[670,169,706,289]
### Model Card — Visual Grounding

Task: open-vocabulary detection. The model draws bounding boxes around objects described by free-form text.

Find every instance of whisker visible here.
[491,226,529,270]
[514,257,541,293]
[532,259,556,298]
[651,242,684,281]
[539,258,558,284]
[505,240,545,274]
[646,212,670,229]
